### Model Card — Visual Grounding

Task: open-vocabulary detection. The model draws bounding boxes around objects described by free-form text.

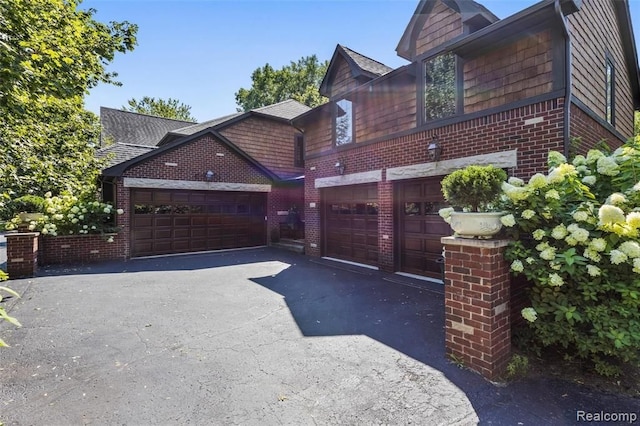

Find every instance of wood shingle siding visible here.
[219,116,303,179]
[356,74,416,142]
[329,57,359,99]
[414,1,463,58]
[463,30,554,113]
[569,0,634,137]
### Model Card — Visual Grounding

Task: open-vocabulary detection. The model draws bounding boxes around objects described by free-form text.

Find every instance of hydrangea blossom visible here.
[584,248,602,262]
[618,241,640,258]
[599,205,626,225]
[532,229,546,240]
[606,193,627,205]
[589,238,607,252]
[551,225,568,240]
[521,307,538,323]
[596,156,620,176]
[571,154,587,167]
[500,214,516,227]
[522,209,535,219]
[627,212,640,229]
[586,149,605,164]
[586,265,601,277]
[547,163,577,184]
[610,249,628,265]
[528,173,548,189]
[511,260,524,272]
[564,236,578,246]
[502,182,530,201]
[582,175,597,186]
[634,258,640,274]
[549,273,564,286]
[570,228,589,243]
[545,189,560,200]
[540,248,557,261]
[508,177,525,186]
[548,151,567,168]
[572,211,589,222]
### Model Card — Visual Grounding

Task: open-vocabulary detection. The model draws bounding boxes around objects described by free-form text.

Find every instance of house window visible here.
[424,52,456,121]
[605,57,615,125]
[294,134,304,167]
[335,98,354,146]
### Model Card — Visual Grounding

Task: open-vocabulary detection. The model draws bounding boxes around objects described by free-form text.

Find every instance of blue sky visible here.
[83,0,640,122]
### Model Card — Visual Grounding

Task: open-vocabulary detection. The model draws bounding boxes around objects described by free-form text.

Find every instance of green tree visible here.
[123,96,195,121]
[235,55,328,111]
[0,0,137,218]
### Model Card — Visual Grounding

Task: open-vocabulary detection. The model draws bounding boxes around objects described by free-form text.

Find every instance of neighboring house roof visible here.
[100,107,196,147]
[101,128,280,182]
[158,99,310,146]
[320,45,394,97]
[96,143,155,168]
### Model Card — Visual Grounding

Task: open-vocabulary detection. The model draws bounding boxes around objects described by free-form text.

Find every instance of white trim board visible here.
[123,178,271,192]
[395,272,443,285]
[315,170,382,189]
[386,149,518,181]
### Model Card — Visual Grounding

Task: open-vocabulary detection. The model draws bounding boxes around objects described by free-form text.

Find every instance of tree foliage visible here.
[235,55,328,111]
[0,0,137,218]
[123,96,195,121]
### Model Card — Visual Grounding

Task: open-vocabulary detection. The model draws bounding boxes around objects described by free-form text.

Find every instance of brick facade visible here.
[442,237,512,380]
[6,233,39,278]
[39,234,125,265]
[304,98,566,270]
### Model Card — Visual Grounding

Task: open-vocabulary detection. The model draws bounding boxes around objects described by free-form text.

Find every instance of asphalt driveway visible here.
[0,248,638,425]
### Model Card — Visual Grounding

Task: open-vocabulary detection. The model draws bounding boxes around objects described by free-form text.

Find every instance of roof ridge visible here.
[339,45,393,72]
[100,106,197,124]
[97,142,156,152]
[252,99,301,112]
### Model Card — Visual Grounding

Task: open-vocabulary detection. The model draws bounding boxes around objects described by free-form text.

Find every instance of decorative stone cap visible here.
[5,232,40,237]
[441,236,510,248]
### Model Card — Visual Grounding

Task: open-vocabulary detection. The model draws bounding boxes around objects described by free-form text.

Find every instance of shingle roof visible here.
[252,99,312,120]
[340,45,393,77]
[96,143,156,168]
[100,107,196,147]
[164,100,311,140]
[168,112,244,137]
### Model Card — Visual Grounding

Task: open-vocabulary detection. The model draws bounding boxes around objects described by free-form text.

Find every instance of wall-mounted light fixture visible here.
[427,136,442,162]
[335,160,346,175]
[205,170,215,181]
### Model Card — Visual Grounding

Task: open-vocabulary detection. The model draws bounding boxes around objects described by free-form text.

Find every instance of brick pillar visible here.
[441,236,511,380]
[6,232,40,278]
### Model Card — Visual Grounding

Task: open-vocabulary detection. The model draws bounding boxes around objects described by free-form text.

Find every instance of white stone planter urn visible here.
[449,211,505,239]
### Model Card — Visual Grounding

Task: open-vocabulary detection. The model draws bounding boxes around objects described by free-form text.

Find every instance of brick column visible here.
[441,236,511,380]
[6,232,40,278]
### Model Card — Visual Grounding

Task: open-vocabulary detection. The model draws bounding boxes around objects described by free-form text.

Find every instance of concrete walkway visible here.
[0,248,638,425]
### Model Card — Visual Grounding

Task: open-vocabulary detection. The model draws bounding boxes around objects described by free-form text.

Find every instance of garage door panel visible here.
[323,184,378,267]
[131,189,266,257]
[397,178,448,278]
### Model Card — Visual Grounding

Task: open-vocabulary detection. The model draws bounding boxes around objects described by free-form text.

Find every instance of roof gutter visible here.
[555,0,572,160]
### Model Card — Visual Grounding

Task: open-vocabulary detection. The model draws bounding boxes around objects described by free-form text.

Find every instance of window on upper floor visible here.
[605,57,615,126]
[294,134,304,167]
[423,52,457,122]
[335,98,354,146]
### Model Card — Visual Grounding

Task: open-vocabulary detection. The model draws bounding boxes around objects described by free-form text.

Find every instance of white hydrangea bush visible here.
[501,140,640,376]
[6,192,123,239]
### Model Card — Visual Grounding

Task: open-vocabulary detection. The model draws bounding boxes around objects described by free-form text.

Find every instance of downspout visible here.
[555,0,572,159]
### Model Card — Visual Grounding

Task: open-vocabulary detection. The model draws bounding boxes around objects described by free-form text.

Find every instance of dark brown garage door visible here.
[323,184,378,267]
[131,189,266,257]
[397,177,450,279]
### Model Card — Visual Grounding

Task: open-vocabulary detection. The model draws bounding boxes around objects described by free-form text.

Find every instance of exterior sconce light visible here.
[205,170,215,181]
[335,161,346,175]
[427,136,442,161]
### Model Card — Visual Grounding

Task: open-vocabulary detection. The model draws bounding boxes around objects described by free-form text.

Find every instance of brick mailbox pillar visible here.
[441,236,511,381]
[6,232,40,278]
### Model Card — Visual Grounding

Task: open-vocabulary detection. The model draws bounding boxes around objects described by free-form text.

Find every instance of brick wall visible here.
[304,98,566,267]
[6,233,39,278]
[39,233,126,265]
[123,135,272,185]
[570,103,626,154]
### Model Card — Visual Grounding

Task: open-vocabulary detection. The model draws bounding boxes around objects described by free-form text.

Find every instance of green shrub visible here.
[10,195,46,214]
[501,142,640,376]
[441,165,507,212]
[0,270,21,348]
